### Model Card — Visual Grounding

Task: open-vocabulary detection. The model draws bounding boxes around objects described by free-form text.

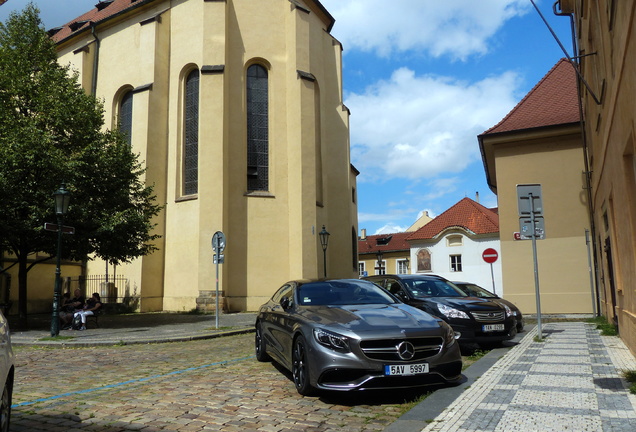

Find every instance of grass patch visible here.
[38,335,75,341]
[622,370,636,395]
[397,392,431,416]
[586,316,618,336]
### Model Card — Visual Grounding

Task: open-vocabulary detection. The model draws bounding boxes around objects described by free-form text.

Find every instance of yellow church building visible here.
[28,0,358,313]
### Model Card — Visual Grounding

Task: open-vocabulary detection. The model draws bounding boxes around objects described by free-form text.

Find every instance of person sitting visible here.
[60,289,85,330]
[73,292,102,331]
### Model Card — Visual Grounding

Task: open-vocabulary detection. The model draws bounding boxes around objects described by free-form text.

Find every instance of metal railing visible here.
[68,275,138,310]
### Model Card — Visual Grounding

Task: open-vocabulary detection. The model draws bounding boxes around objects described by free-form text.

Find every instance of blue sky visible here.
[0,0,574,235]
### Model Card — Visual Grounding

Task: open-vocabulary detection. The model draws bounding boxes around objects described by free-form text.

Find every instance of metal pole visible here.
[215,252,219,330]
[585,229,597,316]
[530,193,542,338]
[50,215,63,337]
[489,262,496,295]
[323,249,327,278]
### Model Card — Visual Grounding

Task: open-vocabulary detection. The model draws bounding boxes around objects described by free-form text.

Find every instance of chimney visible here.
[360,228,367,240]
[475,191,480,203]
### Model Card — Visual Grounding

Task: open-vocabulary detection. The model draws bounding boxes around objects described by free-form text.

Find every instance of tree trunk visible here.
[17,252,28,327]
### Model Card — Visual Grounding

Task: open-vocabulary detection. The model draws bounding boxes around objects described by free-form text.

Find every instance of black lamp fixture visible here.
[319,225,330,278]
[376,250,384,274]
[50,184,71,337]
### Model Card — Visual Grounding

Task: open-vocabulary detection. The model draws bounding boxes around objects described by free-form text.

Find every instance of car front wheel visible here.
[255,322,271,362]
[292,335,315,396]
[0,375,12,432]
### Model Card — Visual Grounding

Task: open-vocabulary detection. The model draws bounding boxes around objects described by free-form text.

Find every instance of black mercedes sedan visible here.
[363,274,517,348]
[452,281,524,332]
[255,279,463,396]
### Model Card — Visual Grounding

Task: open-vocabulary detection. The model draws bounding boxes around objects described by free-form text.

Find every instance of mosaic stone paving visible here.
[421,322,636,432]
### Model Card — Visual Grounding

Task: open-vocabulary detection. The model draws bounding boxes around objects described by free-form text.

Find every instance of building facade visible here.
[406,198,503,295]
[37,0,358,313]
[557,0,636,355]
[479,58,594,316]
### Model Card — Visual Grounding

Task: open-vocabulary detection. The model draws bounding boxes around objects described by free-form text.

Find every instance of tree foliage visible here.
[0,4,162,317]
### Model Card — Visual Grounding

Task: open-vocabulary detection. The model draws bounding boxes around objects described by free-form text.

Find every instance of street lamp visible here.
[376,251,383,275]
[319,225,330,278]
[51,184,71,336]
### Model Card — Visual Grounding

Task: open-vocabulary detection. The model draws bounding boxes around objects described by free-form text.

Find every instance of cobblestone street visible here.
[11,333,415,431]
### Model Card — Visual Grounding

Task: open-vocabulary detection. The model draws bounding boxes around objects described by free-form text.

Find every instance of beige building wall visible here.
[46,0,356,314]
[559,0,636,355]
[486,128,593,314]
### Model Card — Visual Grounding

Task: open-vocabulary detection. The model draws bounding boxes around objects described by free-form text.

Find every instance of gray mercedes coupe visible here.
[255,279,463,395]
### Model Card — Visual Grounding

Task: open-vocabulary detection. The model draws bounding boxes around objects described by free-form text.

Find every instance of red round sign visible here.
[482,248,498,264]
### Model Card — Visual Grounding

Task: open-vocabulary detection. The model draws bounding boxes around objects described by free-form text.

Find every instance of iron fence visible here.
[68,275,138,309]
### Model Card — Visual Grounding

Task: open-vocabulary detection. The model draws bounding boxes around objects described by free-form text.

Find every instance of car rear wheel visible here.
[292,335,315,396]
[0,376,12,432]
[255,322,271,362]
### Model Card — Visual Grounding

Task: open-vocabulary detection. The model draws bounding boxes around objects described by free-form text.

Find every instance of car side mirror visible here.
[280,297,291,310]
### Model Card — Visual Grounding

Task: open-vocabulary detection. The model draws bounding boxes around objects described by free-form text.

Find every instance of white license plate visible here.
[482,324,505,332]
[384,363,429,376]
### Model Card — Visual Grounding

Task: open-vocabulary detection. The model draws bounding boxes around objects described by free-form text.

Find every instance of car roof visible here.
[368,274,448,281]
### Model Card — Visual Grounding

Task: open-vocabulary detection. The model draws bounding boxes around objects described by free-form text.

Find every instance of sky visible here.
[0,0,575,235]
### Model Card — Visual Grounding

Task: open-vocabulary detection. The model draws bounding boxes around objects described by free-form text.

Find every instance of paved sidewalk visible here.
[391,322,636,432]
[9,312,257,346]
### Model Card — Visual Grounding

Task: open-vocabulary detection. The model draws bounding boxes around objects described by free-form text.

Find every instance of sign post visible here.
[482,248,498,295]
[517,184,545,339]
[211,231,226,329]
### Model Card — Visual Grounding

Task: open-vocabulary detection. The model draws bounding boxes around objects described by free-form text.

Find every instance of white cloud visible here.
[321,0,530,60]
[374,224,407,235]
[348,68,521,182]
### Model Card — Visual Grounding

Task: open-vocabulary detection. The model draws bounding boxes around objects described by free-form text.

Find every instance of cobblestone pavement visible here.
[419,322,636,432]
[11,333,420,431]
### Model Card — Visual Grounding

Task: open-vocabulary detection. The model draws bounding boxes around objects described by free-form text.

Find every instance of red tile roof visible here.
[49,0,335,43]
[406,198,499,241]
[481,58,580,135]
[358,232,411,255]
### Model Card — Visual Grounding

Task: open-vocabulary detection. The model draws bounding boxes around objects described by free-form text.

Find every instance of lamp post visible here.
[376,251,384,275]
[319,225,330,278]
[50,184,71,337]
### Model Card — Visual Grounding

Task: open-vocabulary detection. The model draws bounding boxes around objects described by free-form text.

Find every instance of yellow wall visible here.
[486,128,593,314]
[46,0,356,314]
[563,0,636,355]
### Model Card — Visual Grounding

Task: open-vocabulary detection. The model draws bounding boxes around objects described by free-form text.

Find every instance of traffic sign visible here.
[43,223,75,234]
[211,231,226,253]
[482,248,498,264]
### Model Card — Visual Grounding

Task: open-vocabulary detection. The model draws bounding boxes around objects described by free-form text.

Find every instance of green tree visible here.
[0,4,162,320]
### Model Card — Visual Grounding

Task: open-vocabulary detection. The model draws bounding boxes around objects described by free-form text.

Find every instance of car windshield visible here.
[456,283,497,298]
[402,278,466,298]
[297,280,397,306]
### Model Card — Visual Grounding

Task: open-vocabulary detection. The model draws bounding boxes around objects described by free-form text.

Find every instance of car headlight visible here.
[503,304,514,318]
[437,304,470,319]
[313,328,350,352]
[440,321,457,347]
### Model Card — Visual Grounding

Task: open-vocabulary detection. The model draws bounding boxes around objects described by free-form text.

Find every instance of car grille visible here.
[472,311,505,322]
[359,337,443,361]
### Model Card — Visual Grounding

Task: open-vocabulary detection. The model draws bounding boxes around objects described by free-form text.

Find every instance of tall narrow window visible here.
[450,255,462,272]
[119,91,133,146]
[247,64,269,191]
[184,69,199,195]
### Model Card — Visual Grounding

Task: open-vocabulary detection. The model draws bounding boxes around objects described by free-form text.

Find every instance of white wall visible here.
[410,233,504,297]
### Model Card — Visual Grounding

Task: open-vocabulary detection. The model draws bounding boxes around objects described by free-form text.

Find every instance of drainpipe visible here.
[553,1,601,316]
[90,22,100,96]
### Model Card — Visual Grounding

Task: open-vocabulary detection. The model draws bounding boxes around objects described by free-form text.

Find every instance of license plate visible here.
[482,324,505,332]
[384,363,429,376]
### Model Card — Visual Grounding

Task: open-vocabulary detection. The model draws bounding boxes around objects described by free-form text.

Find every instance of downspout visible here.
[553,1,601,316]
[90,22,100,97]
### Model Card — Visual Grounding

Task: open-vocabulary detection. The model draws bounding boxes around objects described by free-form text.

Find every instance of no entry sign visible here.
[482,248,498,264]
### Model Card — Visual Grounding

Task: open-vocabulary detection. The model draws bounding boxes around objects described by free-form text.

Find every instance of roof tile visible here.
[481,58,579,135]
[406,197,499,240]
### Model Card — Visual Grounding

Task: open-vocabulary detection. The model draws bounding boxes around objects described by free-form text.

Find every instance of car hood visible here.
[421,296,506,311]
[298,304,442,334]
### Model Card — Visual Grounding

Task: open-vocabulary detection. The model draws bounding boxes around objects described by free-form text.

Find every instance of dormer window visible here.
[375,235,392,246]
[95,1,114,11]
[69,20,89,32]
[47,27,63,37]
